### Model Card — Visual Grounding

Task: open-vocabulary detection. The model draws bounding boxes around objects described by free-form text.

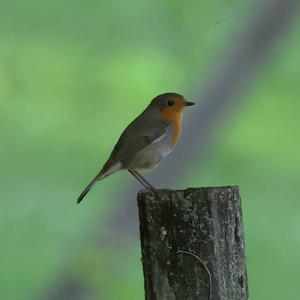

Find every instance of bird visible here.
[77,92,194,204]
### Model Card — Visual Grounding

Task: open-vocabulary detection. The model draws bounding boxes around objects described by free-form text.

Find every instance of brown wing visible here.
[101,110,168,174]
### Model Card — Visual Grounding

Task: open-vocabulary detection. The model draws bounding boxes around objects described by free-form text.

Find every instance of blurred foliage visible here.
[0,0,299,300]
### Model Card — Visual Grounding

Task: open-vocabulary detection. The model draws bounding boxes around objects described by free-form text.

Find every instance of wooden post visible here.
[138,187,248,300]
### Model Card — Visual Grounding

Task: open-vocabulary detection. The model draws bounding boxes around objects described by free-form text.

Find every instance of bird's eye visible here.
[167,100,175,107]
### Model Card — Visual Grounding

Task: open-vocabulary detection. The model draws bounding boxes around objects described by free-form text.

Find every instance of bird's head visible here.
[150,93,195,114]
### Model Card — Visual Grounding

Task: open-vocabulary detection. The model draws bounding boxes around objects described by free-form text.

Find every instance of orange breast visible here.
[161,108,183,146]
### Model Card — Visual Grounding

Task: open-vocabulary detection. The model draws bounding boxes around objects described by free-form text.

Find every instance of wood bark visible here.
[138,187,248,300]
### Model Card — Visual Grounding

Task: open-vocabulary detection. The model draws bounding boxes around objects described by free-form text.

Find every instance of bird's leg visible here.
[128,170,151,190]
[128,170,156,190]
[134,170,156,190]
[128,170,150,189]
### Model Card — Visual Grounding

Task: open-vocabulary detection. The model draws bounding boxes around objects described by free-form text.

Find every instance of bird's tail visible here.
[76,162,121,204]
[76,176,99,204]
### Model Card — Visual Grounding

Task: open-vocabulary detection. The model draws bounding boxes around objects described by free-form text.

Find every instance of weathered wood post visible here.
[138,186,248,300]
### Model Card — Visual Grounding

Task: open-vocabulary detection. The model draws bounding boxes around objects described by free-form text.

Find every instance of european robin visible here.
[77,92,194,203]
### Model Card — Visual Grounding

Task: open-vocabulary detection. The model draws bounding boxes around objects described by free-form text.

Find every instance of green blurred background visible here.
[1,0,300,299]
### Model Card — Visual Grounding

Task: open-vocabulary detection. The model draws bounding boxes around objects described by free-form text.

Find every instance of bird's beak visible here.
[185,101,195,106]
